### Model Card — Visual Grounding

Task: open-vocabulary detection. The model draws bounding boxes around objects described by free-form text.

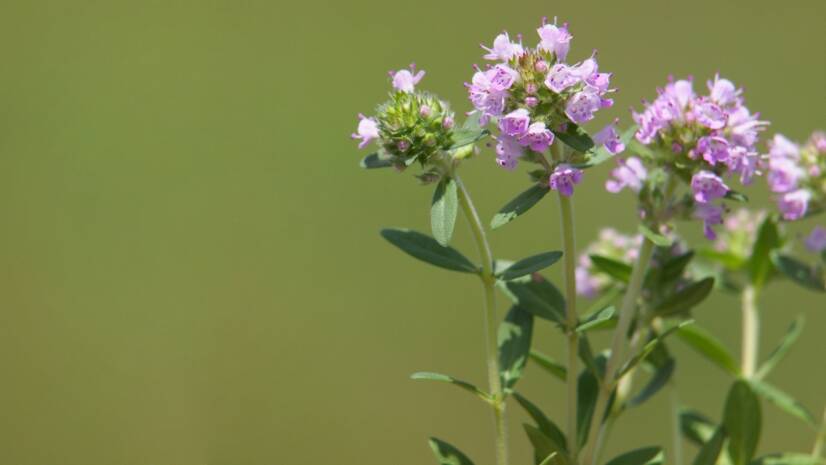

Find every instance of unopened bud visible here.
[442,116,455,130]
[534,60,548,73]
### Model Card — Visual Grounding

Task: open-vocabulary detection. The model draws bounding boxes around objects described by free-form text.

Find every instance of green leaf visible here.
[577,367,600,447]
[725,190,749,203]
[756,316,804,380]
[513,392,568,454]
[618,321,691,378]
[627,358,675,407]
[491,184,549,229]
[604,447,664,465]
[679,408,717,446]
[410,372,490,402]
[575,125,637,169]
[748,217,781,289]
[589,255,632,283]
[360,152,394,169]
[540,453,560,465]
[577,306,617,333]
[381,228,478,273]
[529,350,567,381]
[524,424,571,465]
[692,427,726,465]
[428,437,475,465]
[499,306,534,392]
[651,278,715,318]
[553,123,595,153]
[431,178,458,246]
[698,248,747,270]
[747,379,815,425]
[639,224,673,247]
[724,380,762,465]
[656,251,695,285]
[771,254,826,292]
[498,251,563,280]
[578,335,603,380]
[449,127,490,150]
[750,453,826,465]
[676,325,739,376]
[499,276,567,325]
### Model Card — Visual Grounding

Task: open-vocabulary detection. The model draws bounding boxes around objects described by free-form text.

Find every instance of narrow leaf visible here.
[410,372,490,402]
[381,228,478,273]
[749,217,781,289]
[513,392,568,454]
[651,278,715,318]
[553,123,595,153]
[577,306,617,333]
[724,380,762,465]
[756,316,804,380]
[360,152,394,169]
[676,325,739,376]
[627,358,675,407]
[491,184,549,229]
[577,368,599,447]
[429,437,475,465]
[657,251,695,285]
[772,254,826,292]
[529,350,567,381]
[680,408,716,446]
[750,453,826,465]
[524,424,571,465]
[618,321,691,378]
[692,427,726,465]
[604,447,664,465]
[748,379,815,425]
[639,225,673,247]
[589,255,632,283]
[725,190,749,203]
[499,306,534,392]
[499,251,563,280]
[431,178,458,246]
[499,276,566,325]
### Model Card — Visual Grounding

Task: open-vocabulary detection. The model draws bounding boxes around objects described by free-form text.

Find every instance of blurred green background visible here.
[0,1,824,464]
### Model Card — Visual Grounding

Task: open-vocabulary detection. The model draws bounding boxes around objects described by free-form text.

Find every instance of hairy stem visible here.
[741,285,759,378]
[455,173,508,465]
[558,192,580,461]
[582,237,656,465]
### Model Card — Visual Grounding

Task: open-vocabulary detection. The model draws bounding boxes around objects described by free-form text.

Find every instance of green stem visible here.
[454,173,508,465]
[741,285,759,378]
[812,406,826,459]
[582,236,656,465]
[558,192,580,461]
[670,380,683,465]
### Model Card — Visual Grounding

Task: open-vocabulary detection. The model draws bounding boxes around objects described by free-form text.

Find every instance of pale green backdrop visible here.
[0,1,824,464]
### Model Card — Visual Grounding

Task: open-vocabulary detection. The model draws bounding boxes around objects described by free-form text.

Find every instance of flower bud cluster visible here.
[766,132,826,220]
[352,65,456,168]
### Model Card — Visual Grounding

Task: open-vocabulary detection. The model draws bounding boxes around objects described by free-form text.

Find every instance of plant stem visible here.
[582,236,656,465]
[558,192,580,461]
[670,380,683,465]
[454,173,509,465]
[812,406,826,459]
[741,285,759,378]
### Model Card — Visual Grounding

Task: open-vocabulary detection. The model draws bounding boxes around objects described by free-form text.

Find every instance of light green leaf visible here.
[651,278,715,318]
[748,217,781,289]
[756,316,804,380]
[692,427,726,465]
[513,392,568,454]
[410,372,490,402]
[604,447,664,465]
[381,228,478,273]
[577,306,617,333]
[698,248,747,270]
[429,437,475,465]
[449,127,490,150]
[498,251,563,280]
[639,225,673,247]
[575,125,637,169]
[499,275,566,325]
[553,123,595,153]
[491,184,549,229]
[360,152,394,169]
[771,254,826,292]
[677,324,739,376]
[627,358,675,407]
[750,453,825,465]
[748,379,815,426]
[679,408,717,446]
[724,380,762,465]
[431,177,458,246]
[529,350,568,381]
[589,255,632,283]
[524,424,571,465]
[499,305,534,393]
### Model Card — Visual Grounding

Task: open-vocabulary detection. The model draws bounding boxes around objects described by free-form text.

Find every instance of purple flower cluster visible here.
[711,208,765,257]
[576,229,642,297]
[627,75,769,239]
[766,132,826,221]
[466,19,621,196]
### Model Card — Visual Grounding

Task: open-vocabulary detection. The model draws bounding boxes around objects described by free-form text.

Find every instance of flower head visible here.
[351,115,380,149]
[391,64,426,93]
[605,156,647,193]
[549,164,583,196]
[482,32,523,61]
[766,131,826,220]
[691,171,729,203]
[777,189,811,221]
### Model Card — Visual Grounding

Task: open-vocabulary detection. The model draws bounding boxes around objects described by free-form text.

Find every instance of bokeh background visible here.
[0,1,824,464]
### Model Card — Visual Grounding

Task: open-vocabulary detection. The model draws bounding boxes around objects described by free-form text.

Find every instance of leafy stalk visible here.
[741,285,759,378]
[558,191,580,461]
[454,172,509,465]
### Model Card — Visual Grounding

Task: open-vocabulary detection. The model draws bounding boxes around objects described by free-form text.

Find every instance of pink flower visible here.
[518,122,554,152]
[594,120,625,155]
[499,108,532,137]
[707,74,741,106]
[391,65,426,93]
[692,99,727,130]
[691,171,729,203]
[549,164,583,196]
[351,114,380,149]
[694,203,724,240]
[537,23,572,61]
[606,157,647,193]
[805,226,826,253]
[482,32,523,61]
[565,87,603,124]
[495,136,524,170]
[767,157,804,193]
[545,63,581,93]
[777,189,811,221]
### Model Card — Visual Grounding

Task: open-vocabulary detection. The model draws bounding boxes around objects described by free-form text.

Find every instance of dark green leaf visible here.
[499,306,534,392]
[381,228,478,273]
[529,350,567,381]
[449,127,490,150]
[577,306,617,333]
[360,152,394,169]
[499,276,566,325]
[590,255,632,283]
[431,178,458,246]
[618,321,691,378]
[749,217,781,289]
[513,392,568,454]
[491,184,549,229]
[410,372,490,402]
[429,437,475,465]
[552,123,595,153]
[575,125,637,169]
[651,278,715,318]
[724,380,762,465]
[656,251,695,285]
[577,367,599,447]
[725,190,749,203]
[604,447,664,465]
[748,379,815,425]
[750,453,825,465]
[756,316,804,380]
[680,408,717,446]
[524,424,571,465]
[771,254,826,292]
[676,325,739,376]
[499,251,563,280]
[693,427,726,465]
[627,358,675,407]
[578,335,603,380]
[639,225,673,247]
